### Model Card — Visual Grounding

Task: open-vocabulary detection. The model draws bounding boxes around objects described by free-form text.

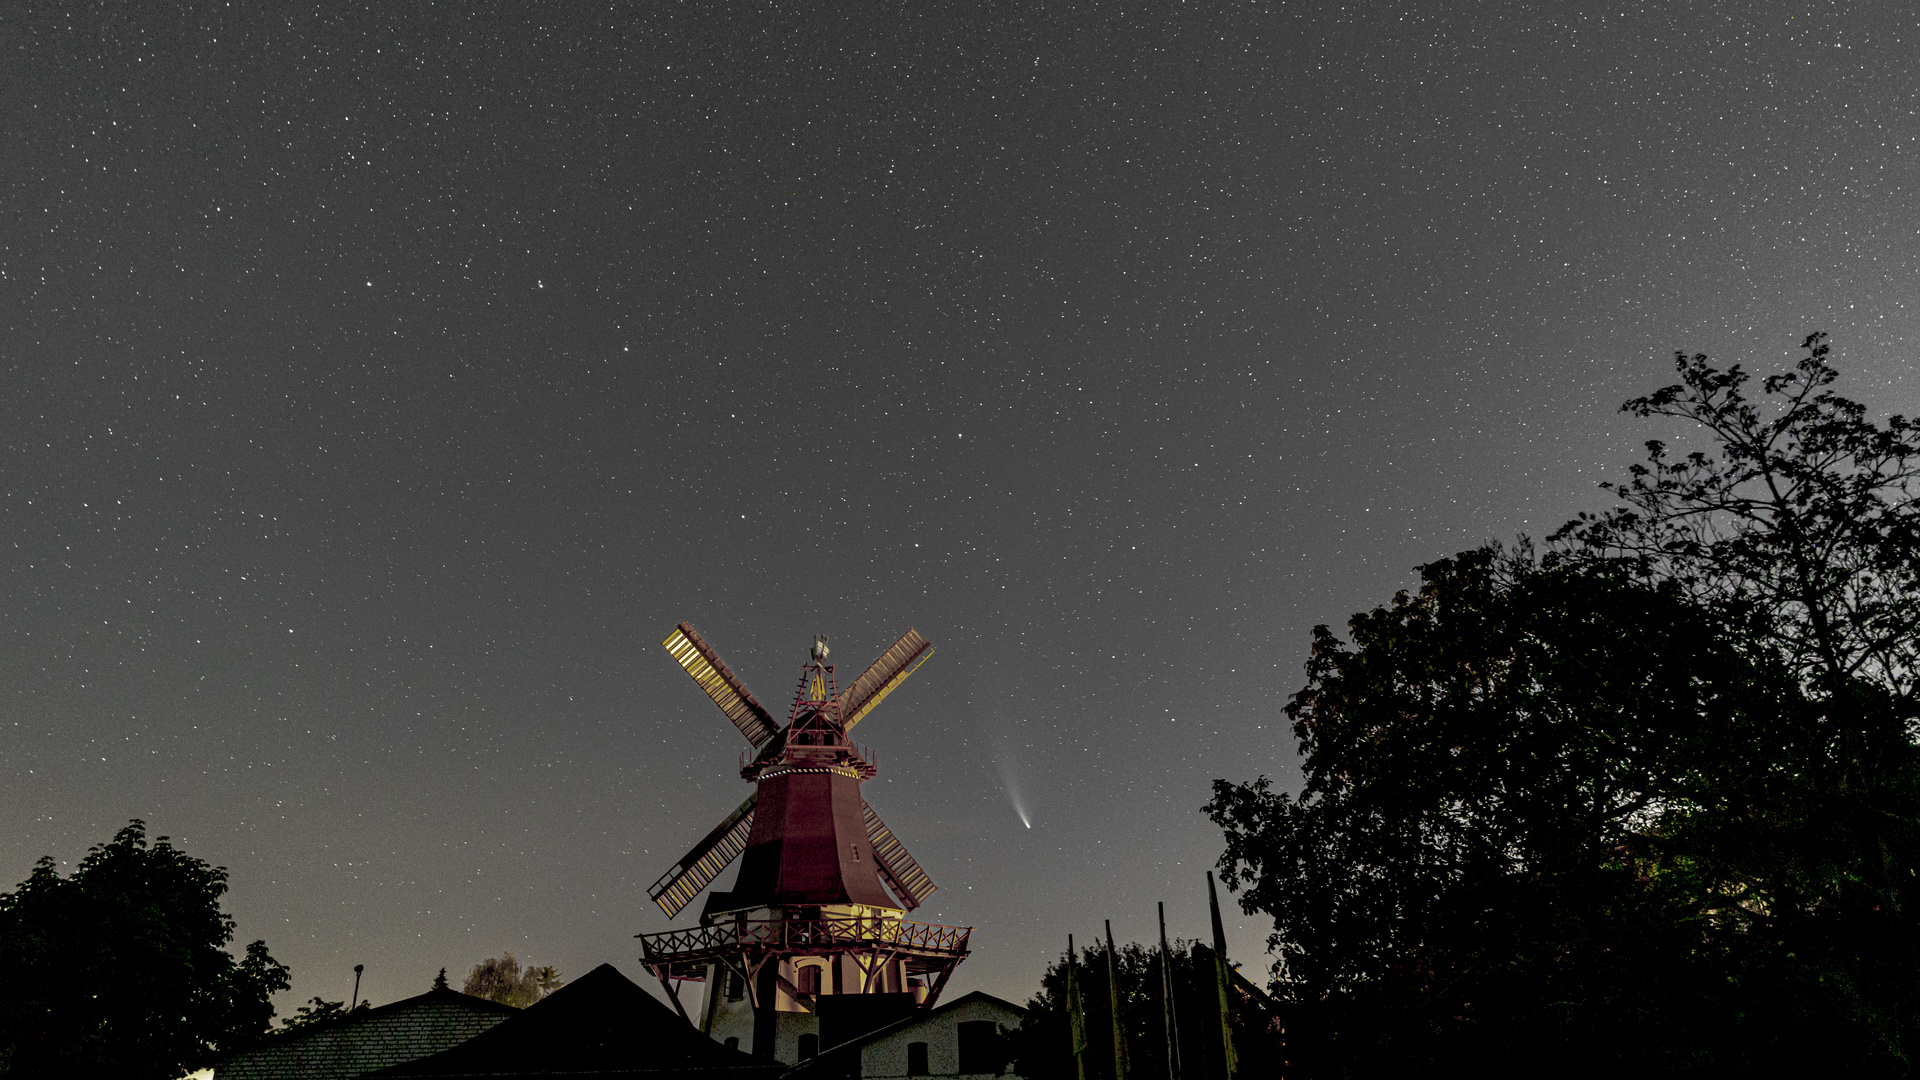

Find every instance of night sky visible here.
[6,2,1920,1016]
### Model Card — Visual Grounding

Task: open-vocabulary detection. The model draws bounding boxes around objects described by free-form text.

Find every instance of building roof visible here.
[783,991,1029,1080]
[365,963,785,1079]
[852,989,1027,1037]
[214,987,519,1080]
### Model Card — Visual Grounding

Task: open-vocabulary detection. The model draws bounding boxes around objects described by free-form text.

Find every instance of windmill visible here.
[637,623,971,1062]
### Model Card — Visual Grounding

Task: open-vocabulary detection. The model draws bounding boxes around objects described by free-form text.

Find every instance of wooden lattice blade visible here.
[863,800,937,910]
[663,622,779,747]
[648,792,758,918]
[839,628,934,730]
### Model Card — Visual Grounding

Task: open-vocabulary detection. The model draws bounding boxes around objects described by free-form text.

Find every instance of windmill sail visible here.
[863,801,937,910]
[840,628,934,730]
[649,792,758,917]
[663,623,779,746]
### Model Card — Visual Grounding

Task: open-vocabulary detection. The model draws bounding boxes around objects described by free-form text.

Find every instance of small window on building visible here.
[799,1033,819,1061]
[797,964,822,996]
[726,969,745,1001]
[907,1041,929,1076]
[957,1020,1004,1075]
[724,1037,740,1051]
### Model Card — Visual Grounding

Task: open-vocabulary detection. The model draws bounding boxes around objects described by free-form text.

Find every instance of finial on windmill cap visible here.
[811,635,830,662]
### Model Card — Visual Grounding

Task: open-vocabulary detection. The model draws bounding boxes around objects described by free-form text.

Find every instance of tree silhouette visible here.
[1552,333,1920,703]
[1211,338,1920,1074]
[462,952,564,1008]
[0,820,290,1078]
[1009,937,1283,1080]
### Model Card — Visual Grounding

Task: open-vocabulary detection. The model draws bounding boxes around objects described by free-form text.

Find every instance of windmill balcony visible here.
[637,914,971,981]
[741,739,877,780]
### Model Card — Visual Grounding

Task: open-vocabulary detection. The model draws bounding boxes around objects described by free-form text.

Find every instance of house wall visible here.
[706,955,830,1060]
[856,997,1025,1080]
[703,952,912,1063]
[708,1004,822,1062]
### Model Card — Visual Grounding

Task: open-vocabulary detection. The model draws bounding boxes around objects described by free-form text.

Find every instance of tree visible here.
[1209,339,1920,1074]
[272,970,442,1037]
[0,820,290,1078]
[1009,938,1283,1080]
[1209,552,1816,1073]
[1546,334,1920,1066]
[272,996,367,1034]
[1550,333,1920,706]
[462,952,563,1008]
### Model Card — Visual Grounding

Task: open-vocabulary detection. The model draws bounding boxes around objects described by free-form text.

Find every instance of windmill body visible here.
[638,624,969,1064]
[728,765,895,910]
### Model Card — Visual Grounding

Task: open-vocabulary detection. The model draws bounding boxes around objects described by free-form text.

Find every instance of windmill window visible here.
[724,1037,740,1051]
[958,1021,1004,1074]
[906,1041,929,1076]
[797,964,822,996]
[798,1033,819,1060]
[726,969,745,1001]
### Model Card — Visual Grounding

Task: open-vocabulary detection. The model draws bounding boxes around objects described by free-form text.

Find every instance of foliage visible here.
[274,967,445,1035]
[0,820,290,1079]
[1209,553,1803,1071]
[1551,332,1920,702]
[1209,339,1920,1075]
[1011,940,1158,1080]
[273,996,367,1034]
[1009,939,1282,1080]
[462,952,563,1008]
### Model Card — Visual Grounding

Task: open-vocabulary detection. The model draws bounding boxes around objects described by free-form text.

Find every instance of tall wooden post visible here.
[1158,902,1182,1080]
[1106,920,1129,1080]
[1068,935,1089,1080]
[1206,872,1238,1080]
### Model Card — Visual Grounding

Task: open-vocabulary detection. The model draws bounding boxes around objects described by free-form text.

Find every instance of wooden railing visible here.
[639,916,971,963]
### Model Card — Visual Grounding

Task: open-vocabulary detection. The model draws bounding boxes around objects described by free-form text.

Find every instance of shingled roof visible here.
[215,986,520,1080]
[366,963,784,1079]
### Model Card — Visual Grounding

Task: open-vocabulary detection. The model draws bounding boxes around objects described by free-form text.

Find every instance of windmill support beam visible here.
[709,954,752,1007]
[921,953,961,1008]
[647,963,693,1026]
[858,950,901,994]
[700,960,728,1034]
[773,970,817,1013]
[744,955,775,1011]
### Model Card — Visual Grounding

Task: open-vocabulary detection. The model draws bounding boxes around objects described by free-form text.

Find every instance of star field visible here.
[5,1,1920,1013]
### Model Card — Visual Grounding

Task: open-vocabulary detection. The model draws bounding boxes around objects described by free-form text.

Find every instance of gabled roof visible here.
[214,987,519,1080]
[860,989,1028,1037]
[918,990,1028,1018]
[365,963,785,1079]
